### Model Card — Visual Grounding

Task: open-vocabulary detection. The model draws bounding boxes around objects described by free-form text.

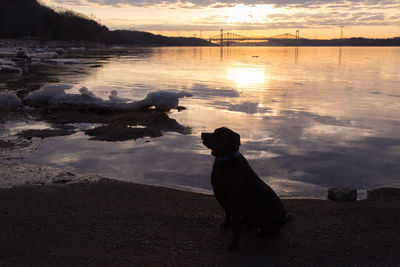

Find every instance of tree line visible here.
[0,0,210,46]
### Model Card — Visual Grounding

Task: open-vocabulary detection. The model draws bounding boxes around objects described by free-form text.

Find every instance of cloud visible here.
[46,0,400,32]
[48,0,400,9]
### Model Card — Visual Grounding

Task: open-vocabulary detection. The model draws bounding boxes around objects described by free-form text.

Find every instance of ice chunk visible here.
[142,91,192,111]
[0,59,15,66]
[44,84,74,93]
[77,87,103,102]
[0,65,22,73]
[23,85,192,112]
[23,84,73,106]
[30,52,58,59]
[109,90,131,103]
[0,91,22,109]
[70,47,86,51]
[0,51,15,57]
[43,58,80,64]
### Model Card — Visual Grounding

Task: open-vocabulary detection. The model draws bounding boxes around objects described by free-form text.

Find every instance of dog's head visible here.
[201,127,241,157]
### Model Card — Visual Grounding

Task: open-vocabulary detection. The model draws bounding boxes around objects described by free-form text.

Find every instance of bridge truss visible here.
[207,30,304,45]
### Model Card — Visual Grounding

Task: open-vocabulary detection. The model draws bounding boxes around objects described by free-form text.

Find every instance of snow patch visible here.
[0,91,22,109]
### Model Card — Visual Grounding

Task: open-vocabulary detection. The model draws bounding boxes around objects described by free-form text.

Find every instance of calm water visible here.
[23,47,400,198]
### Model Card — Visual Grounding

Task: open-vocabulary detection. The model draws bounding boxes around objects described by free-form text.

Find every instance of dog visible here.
[201,127,290,251]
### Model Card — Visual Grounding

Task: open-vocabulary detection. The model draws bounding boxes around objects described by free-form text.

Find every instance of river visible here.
[21,46,400,198]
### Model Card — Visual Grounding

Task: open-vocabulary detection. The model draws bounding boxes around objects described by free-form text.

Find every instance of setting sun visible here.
[226,4,274,24]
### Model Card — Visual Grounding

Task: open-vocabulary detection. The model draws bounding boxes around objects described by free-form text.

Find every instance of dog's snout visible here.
[201,132,212,140]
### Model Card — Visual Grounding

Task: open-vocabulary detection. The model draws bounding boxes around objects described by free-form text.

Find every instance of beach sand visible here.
[1,177,400,266]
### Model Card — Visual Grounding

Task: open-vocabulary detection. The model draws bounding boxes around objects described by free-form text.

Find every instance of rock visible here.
[16,48,30,59]
[56,48,65,54]
[327,187,357,201]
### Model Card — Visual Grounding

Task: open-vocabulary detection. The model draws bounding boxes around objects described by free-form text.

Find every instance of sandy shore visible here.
[1,177,399,266]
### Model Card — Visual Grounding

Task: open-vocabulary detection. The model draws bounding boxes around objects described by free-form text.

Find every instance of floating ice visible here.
[0,91,22,109]
[22,84,192,111]
[136,91,192,111]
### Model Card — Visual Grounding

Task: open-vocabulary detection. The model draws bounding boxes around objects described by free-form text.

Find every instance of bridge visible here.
[207,30,304,45]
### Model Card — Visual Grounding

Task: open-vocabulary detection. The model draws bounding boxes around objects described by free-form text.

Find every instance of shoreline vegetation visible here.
[1,0,399,47]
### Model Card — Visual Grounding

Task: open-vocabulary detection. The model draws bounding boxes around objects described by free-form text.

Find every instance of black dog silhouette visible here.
[201,127,290,251]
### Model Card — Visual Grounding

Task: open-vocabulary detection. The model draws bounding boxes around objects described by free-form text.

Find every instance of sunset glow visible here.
[42,0,400,39]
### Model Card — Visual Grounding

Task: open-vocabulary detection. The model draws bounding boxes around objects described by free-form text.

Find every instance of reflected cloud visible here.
[212,101,272,114]
[23,132,215,194]
[182,83,239,98]
[302,125,373,142]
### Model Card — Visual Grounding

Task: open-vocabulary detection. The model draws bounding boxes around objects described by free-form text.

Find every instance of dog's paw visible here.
[284,212,293,223]
[228,242,240,251]
[220,222,231,230]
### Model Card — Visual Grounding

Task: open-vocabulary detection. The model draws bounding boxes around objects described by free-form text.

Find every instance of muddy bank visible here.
[0,178,399,266]
[1,104,190,143]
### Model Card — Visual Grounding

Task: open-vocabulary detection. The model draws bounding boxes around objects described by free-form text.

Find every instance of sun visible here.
[227,4,274,24]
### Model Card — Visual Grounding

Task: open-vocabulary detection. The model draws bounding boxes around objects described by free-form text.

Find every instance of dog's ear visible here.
[231,131,241,150]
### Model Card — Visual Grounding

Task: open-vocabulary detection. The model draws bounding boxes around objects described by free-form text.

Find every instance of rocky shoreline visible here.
[0,38,108,50]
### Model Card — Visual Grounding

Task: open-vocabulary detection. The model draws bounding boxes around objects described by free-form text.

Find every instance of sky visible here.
[42,0,400,39]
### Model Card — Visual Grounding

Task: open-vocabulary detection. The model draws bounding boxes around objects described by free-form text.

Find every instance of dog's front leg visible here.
[228,199,241,251]
[220,208,231,229]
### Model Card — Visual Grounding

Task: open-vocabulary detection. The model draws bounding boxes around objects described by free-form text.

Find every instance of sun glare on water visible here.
[227,66,267,88]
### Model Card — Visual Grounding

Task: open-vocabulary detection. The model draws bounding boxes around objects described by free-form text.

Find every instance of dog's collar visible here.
[215,151,241,162]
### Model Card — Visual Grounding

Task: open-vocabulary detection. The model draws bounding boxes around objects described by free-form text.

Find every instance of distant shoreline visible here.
[2,38,400,50]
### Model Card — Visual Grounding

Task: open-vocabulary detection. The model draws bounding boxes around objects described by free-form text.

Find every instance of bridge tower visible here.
[220,29,223,46]
[296,30,300,39]
[340,25,344,39]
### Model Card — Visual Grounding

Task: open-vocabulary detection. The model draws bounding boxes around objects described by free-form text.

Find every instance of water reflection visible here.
[227,66,266,88]
[19,47,400,198]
